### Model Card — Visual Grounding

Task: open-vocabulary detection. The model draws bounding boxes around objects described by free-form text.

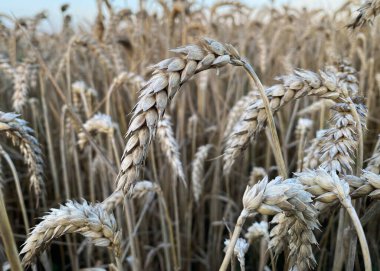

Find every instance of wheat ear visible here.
[347,0,380,29]
[117,37,249,194]
[191,144,213,203]
[224,90,259,138]
[220,176,318,271]
[78,113,114,149]
[0,112,44,200]
[223,68,351,175]
[157,115,186,183]
[20,200,121,267]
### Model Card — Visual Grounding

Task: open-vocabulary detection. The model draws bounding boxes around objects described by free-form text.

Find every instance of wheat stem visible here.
[242,61,287,177]
[342,198,372,271]
[0,190,23,271]
[219,209,248,271]
[0,146,29,234]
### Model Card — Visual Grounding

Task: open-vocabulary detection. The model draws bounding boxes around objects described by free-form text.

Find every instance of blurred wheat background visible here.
[1,0,380,270]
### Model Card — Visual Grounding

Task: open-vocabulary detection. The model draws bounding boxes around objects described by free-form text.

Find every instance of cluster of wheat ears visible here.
[1,0,380,270]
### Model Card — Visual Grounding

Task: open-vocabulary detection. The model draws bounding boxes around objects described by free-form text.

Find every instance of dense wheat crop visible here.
[1,0,380,270]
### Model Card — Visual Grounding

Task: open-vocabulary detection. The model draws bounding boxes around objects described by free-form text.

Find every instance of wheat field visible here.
[1,0,380,270]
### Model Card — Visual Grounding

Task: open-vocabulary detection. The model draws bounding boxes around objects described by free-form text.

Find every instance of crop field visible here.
[1,0,380,270]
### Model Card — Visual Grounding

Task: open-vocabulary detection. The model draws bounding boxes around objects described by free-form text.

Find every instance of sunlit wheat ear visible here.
[191,144,213,204]
[117,37,244,195]
[245,221,269,243]
[78,113,114,149]
[224,238,249,271]
[222,176,319,271]
[157,115,186,184]
[20,200,121,267]
[223,68,351,175]
[347,0,380,29]
[302,100,367,173]
[0,112,44,200]
[224,90,259,138]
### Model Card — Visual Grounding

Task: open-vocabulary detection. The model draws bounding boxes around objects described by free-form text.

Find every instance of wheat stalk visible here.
[20,200,121,267]
[296,118,313,172]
